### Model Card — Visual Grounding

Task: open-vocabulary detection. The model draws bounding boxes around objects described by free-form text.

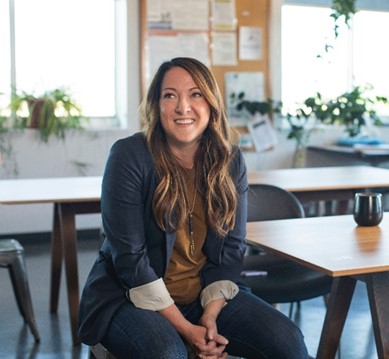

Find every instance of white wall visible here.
[0,129,128,235]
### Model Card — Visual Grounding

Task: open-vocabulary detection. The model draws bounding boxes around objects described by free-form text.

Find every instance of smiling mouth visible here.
[175,118,194,124]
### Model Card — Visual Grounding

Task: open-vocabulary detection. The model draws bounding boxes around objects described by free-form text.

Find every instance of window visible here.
[1,0,127,128]
[279,1,389,119]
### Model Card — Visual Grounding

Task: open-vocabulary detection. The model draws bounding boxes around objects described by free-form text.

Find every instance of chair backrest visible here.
[247,184,305,222]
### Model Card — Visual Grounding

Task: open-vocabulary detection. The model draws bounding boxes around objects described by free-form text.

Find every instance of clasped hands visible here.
[187,313,228,359]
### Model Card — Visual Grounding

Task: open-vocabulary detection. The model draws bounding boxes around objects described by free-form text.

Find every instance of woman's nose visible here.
[175,97,191,113]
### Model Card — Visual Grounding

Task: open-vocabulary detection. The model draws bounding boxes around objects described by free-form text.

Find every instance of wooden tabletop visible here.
[0,176,102,204]
[246,213,389,277]
[2,166,388,205]
[309,145,389,156]
[247,166,389,192]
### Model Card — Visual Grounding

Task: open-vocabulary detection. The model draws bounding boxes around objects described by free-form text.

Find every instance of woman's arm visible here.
[199,298,226,341]
[102,136,160,287]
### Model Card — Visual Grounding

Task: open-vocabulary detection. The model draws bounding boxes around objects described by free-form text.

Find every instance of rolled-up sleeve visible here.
[200,280,239,308]
[128,278,174,311]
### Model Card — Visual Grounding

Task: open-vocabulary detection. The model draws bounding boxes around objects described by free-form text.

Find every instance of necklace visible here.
[188,190,197,255]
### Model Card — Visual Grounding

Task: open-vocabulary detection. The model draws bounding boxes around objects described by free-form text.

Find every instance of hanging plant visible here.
[331,0,357,38]
[319,0,357,56]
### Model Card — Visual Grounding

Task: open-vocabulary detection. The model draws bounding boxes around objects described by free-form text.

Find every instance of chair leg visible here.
[9,253,40,342]
[288,301,302,319]
[288,302,295,318]
[8,264,26,320]
[323,293,330,308]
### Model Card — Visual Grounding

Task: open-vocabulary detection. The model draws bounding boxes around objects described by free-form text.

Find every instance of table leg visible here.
[365,272,389,359]
[50,203,63,313]
[316,276,357,359]
[58,203,80,346]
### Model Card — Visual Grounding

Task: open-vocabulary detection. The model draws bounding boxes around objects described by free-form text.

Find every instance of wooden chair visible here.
[0,239,40,342]
[240,184,333,317]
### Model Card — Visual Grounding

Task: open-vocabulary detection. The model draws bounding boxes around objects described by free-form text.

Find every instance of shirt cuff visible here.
[200,280,239,308]
[127,278,174,311]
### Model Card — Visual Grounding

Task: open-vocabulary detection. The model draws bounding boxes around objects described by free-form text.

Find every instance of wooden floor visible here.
[0,236,378,359]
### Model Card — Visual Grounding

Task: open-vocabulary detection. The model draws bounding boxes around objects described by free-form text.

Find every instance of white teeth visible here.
[175,119,193,124]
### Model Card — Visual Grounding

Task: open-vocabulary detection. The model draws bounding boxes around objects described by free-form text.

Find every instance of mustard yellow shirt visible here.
[164,167,207,304]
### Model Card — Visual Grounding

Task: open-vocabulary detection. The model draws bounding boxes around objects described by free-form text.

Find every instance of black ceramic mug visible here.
[353,192,383,226]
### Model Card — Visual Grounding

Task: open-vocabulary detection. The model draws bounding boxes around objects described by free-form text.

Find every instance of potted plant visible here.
[283,85,389,166]
[9,88,87,142]
[292,85,388,138]
[229,92,282,118]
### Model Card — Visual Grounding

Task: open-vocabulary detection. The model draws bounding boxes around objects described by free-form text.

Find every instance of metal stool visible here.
[89,343,117,359]
[0,239,40,342]
[89,343,199,359]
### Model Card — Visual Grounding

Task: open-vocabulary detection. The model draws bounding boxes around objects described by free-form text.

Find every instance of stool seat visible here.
[89,343,117,359]
[0,239,40,342]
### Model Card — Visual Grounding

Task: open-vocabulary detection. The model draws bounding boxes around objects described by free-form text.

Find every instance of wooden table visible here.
[248,165,389,215]
[248,165,389,204]
[246,214,389,359]
[0,176,102,345]
[1,167,388,345]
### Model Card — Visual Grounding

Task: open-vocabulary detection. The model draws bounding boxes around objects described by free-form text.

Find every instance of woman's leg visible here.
[216,289,309,359]
[101,303,188,359]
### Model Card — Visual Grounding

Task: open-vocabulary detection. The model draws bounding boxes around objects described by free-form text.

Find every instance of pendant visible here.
[189,213,195,255]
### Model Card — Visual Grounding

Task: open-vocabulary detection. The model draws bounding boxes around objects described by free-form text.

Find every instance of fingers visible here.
[197,351,228,359]
[212,333,228,346]
[200,318,227,346]
[196,339,227,358]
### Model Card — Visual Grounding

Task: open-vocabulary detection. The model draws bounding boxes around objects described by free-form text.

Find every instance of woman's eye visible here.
[192,92,202,98]
[163,92,175,99]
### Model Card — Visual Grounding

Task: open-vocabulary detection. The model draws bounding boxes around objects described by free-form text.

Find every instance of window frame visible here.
[270,0,389,124]
[5,0,131,131]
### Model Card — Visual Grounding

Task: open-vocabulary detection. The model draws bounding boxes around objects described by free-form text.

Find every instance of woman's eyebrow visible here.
[161,86,200,91]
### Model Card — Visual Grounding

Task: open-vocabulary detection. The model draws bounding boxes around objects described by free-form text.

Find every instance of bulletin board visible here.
[139,0,271,150]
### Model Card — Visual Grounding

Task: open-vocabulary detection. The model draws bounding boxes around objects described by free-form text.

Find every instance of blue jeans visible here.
[101,288,309,359]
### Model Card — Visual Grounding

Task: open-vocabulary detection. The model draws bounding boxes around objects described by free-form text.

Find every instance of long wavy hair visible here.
[140,57,237,237]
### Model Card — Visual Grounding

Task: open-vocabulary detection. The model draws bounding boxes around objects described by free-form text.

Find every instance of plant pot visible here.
[27,99,54,129]
[292,145,307,168]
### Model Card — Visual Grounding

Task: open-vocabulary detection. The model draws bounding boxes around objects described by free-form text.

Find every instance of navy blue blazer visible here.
[78,132,248,345]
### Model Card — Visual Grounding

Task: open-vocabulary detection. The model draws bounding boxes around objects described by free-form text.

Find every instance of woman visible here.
[78,57,309,359]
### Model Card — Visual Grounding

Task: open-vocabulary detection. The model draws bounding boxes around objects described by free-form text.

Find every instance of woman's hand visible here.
[158,300,229,358]
[193,298,229,358]
[158,303,227,358]
[183,323,227,359]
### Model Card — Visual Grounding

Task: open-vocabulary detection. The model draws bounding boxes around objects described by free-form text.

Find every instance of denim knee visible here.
[101,303,189,359]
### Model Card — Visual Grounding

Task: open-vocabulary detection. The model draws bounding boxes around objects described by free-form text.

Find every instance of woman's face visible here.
[159,66,210,154]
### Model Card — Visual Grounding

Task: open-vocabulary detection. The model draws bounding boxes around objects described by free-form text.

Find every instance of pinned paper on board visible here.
[211,0,236,31]
[211,32,237,66]
[247,113,278,152]
[239,26,262,60]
